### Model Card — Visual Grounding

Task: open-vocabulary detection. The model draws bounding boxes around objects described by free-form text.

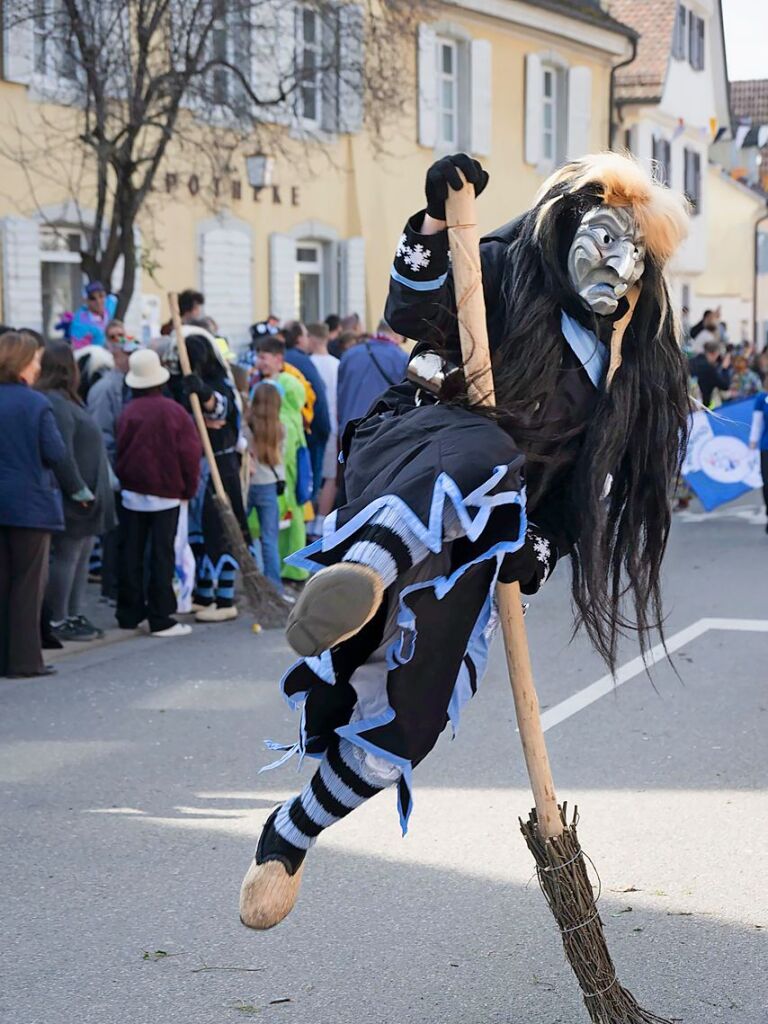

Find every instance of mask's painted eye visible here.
[601,231,611,245]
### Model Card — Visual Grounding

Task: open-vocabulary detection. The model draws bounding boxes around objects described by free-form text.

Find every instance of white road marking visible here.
[540,617,768,733]
[676,506,764,524]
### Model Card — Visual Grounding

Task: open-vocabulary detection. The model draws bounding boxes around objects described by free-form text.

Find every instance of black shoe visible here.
[41,634,64,650]
[50,620,83,642]
[51,618,100,642]
[70,615,105,639]
[7,665,57,678]
[255,807,307,876]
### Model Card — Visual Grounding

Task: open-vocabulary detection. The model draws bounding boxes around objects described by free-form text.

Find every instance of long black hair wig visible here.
[489,153,691,672]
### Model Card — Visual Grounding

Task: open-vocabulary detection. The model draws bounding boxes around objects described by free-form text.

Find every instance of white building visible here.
[608,0,730,318]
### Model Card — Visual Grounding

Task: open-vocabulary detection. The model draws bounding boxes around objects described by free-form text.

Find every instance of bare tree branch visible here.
[1,0,428,320]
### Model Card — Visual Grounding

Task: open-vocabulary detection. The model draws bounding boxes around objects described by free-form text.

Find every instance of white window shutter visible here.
[470,39,492,156]
[524,53,543,166]
[418,23,437,149]
[566,65,592,160]
[3,16,34,85]
[269,233,297,323]
[199,220,253,345]
[340,237,366,324]
[1,217,42,331]
[337,5,364,134]
[252,0,296,125]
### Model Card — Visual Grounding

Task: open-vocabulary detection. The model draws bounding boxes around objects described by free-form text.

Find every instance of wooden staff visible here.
[170,293,231,504]
[445,183,561,837]
[444,181,673,1024]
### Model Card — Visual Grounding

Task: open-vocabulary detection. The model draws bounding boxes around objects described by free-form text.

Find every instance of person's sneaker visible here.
[70,615,105,640]
[150,622,193,638]
[239,808,306,930]
[195,604,238,622]
[50,619,96,643]
[286,563,384,657]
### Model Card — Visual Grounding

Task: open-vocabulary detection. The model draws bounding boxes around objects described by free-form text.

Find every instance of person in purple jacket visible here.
[0,331,85,677]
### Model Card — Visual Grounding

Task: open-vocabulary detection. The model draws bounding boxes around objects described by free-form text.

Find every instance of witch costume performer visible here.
[239,151,691,930]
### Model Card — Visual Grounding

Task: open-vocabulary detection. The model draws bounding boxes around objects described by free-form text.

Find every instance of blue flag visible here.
[682,398,762,511]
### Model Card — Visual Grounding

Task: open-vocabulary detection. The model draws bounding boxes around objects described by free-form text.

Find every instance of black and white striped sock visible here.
[273,737,398,851]
[342,503,460,587]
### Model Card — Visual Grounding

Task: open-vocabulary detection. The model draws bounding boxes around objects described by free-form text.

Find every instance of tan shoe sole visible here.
[239,858,304,930]
[195,605,238,622]
[285,563,384,657]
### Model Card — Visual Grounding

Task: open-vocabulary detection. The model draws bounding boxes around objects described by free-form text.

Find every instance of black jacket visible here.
[688,353,730,407]
[383,211,605,554]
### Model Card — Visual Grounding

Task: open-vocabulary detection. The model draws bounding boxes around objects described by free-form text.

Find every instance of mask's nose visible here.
[605,242,637,282]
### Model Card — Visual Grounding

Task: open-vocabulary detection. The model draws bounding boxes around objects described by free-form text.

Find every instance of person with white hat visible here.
[115,349,202,637]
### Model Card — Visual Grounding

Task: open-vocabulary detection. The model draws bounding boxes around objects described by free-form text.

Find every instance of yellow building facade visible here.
[694,167,768,344]
[0,1,633,346]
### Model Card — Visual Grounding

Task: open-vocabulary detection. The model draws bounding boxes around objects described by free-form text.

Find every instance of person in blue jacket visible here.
[0,330,86,677]
[748,386,768,531]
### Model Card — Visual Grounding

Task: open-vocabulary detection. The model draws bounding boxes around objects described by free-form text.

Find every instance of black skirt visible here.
[267,397,526,832]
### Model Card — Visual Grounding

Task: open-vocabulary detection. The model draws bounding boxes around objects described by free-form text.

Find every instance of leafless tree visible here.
[1,0,427,317]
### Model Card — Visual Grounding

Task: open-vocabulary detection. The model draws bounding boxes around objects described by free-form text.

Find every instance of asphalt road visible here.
[2,495,767,1024]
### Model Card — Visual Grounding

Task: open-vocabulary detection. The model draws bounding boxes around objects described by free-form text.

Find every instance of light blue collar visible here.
[560,311,607,390]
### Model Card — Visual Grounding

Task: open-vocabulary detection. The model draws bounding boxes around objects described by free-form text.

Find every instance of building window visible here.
[673,4,687,60]
[684,148,701,214]
[207,2,251,110]
[33,0,51,76]
[541,64,567,166]
[652,136,672,185]
[688,13,705,71]
[296,241,323,321]
[436,38,458,147]
[211,0,230,106]
[40,226,84,340]
[757,232,768,275]
[298,9,322,125]
[31,0,78,82]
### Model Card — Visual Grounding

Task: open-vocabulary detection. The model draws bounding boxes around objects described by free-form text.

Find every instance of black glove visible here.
[425,154,489,221]
[182,373,214,403]
[498,527,557,595]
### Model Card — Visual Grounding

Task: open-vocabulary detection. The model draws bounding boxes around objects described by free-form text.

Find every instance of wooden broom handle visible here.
[445,182,562,839]
[168,292,230,506]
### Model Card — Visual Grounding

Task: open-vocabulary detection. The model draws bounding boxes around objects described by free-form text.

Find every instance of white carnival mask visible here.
[567,204,645,316]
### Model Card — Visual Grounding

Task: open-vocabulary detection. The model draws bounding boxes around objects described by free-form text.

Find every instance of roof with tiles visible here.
[607,0,676,104]
[730,80,768,124]
[525,0,637,36]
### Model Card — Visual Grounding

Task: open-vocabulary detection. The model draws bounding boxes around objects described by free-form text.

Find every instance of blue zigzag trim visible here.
[285,465,524,572]
[262,468,526,834]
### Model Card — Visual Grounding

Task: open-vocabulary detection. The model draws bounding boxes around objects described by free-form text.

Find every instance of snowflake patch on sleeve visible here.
[532,534,552,581]
[398,240,432,273]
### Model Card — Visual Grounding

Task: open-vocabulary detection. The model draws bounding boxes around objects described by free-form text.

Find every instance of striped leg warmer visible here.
[341,504,459,587]
[273,737,400,852]
[214,560,237,609]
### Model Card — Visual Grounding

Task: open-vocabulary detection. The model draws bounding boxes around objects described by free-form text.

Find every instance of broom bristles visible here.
[211,494,288,629]
[520,805,675,1024]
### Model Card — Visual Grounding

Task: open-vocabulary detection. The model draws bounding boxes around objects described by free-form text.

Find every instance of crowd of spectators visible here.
[0,286,409,677]
[6,280,768,677]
